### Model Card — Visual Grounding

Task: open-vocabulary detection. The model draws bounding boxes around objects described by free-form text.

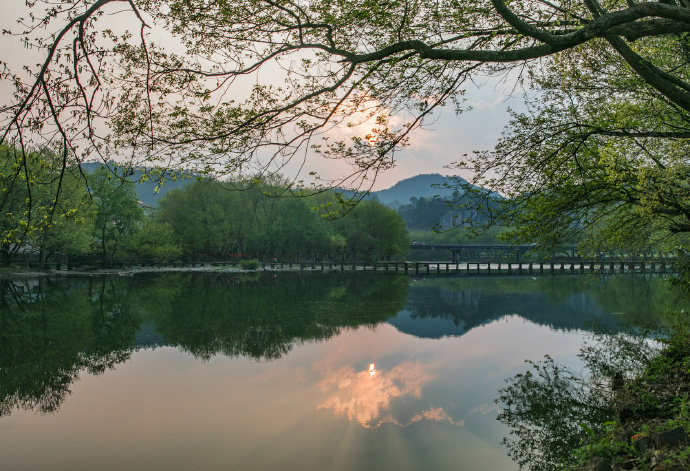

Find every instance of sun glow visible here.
[317,361,438,428]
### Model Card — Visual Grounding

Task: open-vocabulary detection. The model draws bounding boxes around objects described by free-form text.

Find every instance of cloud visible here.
[466,94,510,111]
[410,407,465,427]
[317,361,441,429]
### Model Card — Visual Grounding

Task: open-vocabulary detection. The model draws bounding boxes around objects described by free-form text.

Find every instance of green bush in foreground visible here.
[498,314,690,471]
[571,321,690,471]
[239,259,260,270]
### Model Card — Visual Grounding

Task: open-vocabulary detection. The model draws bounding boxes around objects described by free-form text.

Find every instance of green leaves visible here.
[460,25,690,252]
[156,177,408,262]
[89,166,144,264]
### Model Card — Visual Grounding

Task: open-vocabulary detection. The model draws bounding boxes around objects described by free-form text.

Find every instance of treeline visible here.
[157,179,409,262]
[395,190,509,247]
[0,146,409,266]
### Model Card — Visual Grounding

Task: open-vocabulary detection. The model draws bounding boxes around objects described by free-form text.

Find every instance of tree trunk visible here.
[39,240,48,270]
[101,225,108,265]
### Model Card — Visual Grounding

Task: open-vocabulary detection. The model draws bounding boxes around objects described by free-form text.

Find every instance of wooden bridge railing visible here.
[39,259,678,276]
[257,260,678,276]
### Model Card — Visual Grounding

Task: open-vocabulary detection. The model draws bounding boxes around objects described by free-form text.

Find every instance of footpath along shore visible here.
[0,259,680,280]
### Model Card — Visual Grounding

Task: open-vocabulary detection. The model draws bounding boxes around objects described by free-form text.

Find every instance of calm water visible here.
[0,273,686,471]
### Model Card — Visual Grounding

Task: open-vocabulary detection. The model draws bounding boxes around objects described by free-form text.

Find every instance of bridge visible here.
[409,243,579,263]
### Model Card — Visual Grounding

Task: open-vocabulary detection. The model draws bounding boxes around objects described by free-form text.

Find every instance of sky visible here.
[372,82,524,190]
[0,0,527,191]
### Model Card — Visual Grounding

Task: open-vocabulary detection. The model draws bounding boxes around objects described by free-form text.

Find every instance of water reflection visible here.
[0,273,408,416]
[145,273,408,360]
[495,332,658,470]
[0,273,686,471]
[317,361,436,428]
[0,277,140,416]
[392,275,687,338]
[1,273,685,419]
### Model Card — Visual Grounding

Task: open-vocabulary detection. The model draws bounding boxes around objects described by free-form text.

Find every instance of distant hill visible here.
[371,174,461,208]
[78,165,494,217]
[369,173,503,231]
[81,162,194,206]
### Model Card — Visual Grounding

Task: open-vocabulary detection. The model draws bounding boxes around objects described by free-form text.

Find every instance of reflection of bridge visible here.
[409,243,578,263]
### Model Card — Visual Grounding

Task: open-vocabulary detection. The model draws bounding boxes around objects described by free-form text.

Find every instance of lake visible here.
[1,272,686,470]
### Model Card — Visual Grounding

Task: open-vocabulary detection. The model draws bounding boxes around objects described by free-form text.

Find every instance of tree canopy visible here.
[157,179,409,261]
[460,14,690,250]
[1,1,689,247]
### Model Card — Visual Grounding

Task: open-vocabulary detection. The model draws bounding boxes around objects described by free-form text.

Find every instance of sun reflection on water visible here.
[317,361,437,428]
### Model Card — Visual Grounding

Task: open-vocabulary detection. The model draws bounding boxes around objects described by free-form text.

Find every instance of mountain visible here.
[78,164,491,215]
[371,174,461,208]
[81,162,194,206]
[370,173,503,231]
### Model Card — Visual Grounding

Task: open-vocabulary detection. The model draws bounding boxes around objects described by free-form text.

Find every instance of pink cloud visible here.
[317,361,435,428]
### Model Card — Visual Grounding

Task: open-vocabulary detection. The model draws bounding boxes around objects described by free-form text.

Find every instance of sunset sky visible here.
[1,1,527,191]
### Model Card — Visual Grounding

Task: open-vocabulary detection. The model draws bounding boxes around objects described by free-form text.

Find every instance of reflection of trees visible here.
[144,273,409,360]
[496,333,655,470]
[399,285,619,338]
[0,273,409,415]
[400,276,688,338]
[0,278,141,416]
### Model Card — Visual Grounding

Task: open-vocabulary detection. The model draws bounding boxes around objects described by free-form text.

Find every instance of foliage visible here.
[497,310,690,471]
[671,250,690,298]
[157,179,409,262]
[398,187,504,232]
[126,219,182,262]
[0,145,92,265]
[408,226,509,244]
[157,180,250,258]
[570,319,690,470]
[398,196,455,231]
[239,259,260,270]
[2,0,689,212]
[89,167,144,264]
[332,200,410,262]
[460,27,690,251]
[497,331,658,470]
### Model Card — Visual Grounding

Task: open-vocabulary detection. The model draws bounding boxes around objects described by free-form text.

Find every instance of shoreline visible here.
[0,265,253,279]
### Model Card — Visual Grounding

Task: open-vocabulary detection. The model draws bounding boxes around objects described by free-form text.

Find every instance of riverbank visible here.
[575,323,690,471]
[0,264,251,279]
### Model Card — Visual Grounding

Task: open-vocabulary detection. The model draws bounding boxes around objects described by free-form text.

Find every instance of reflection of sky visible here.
[313,314,585,433]
[317,361,436,428]
[0,315,585,471]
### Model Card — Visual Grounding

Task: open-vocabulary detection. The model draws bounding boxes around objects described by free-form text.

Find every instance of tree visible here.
[158,180,253,258]
[0,145,91,266]
[89,167,143,264]
[459,25,690,251]
[126,219,182,261]
[334,200,409,261]
[1,0,689,231]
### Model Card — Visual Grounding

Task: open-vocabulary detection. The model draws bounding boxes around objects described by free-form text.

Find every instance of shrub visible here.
[240,259,260,270]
